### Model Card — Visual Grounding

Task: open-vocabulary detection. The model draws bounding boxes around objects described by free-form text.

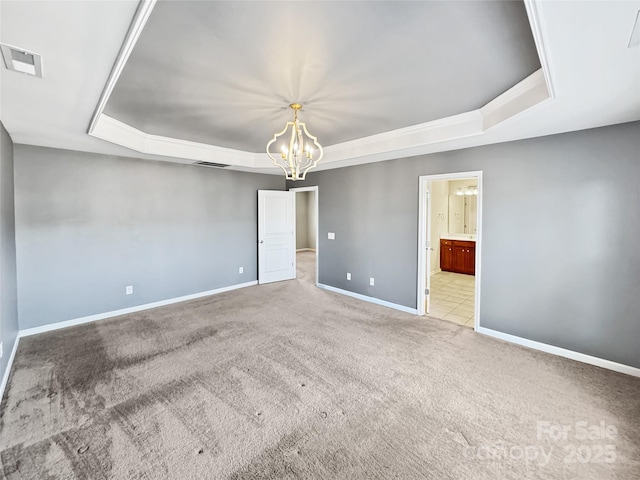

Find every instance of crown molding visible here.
[92,114,260,167]
[480,69,550,130]
[88,0,157,134]
[90,67,550,171]
[87,1,553,172]
[320,110,485,166]
[524,0,556,100]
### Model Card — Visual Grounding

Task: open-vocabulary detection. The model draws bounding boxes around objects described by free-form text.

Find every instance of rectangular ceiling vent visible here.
[193,161,231,168]
[0,44,43,78]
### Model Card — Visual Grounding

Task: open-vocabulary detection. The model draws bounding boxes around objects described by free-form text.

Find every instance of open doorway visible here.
[289,186,319,286]
[417,172,482,329]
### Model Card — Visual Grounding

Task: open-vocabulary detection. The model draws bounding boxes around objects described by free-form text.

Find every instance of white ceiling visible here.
[1,1,639,175]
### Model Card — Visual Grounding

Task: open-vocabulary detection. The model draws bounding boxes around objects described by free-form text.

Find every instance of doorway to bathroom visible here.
[417,172,482,329]
[289,186,319,286]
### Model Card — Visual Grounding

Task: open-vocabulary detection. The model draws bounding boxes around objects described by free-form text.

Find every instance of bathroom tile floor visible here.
[427,271,475,328]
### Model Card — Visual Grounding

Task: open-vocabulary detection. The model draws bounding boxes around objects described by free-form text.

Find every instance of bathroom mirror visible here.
[448,195,477,234]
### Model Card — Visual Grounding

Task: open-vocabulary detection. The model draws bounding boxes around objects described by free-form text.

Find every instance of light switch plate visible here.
[328,232,335,240]
[347,273,351,281]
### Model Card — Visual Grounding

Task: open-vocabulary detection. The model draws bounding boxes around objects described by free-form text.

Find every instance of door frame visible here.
[417,171,483,330]
[289,186,319,287]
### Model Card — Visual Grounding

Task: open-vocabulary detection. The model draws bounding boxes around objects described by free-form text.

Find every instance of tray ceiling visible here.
[102,1,541,153]
[2,1,637,173]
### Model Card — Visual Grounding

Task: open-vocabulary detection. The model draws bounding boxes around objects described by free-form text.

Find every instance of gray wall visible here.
[291,121,640,368]
[14,146,283,330]
[294,190,317,250]
[295,191,309,249]
[0,122,18,387]
[307,190,317,250]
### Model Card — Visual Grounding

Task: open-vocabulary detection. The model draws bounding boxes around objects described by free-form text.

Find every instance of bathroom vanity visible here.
[440,236,475,275]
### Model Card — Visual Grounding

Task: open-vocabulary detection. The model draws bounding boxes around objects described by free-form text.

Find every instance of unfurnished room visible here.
[0,1,639,479]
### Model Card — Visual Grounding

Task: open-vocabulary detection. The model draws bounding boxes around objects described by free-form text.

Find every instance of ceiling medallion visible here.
[266,103,324,181]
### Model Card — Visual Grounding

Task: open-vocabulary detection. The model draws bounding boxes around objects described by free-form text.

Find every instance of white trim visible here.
[145,131,256,168]
[19,281,257,338]
[475,172,483,331]
[480,69,550,130]
[88,0,157,134]
[91,114,259,167]
[0,335,20,403]
[296,248,316,253]
[416,171,484,182]
[289,186,319,287]
[91,114,147,151]
[318,283,418,315]
[325,110,484,159]
[524,0,556,100]
[89,68,549,171]
[417,171,483,333]
[417,178,427,315]
[477,327,640,378]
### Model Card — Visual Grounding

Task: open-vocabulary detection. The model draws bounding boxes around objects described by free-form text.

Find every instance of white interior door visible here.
[258,190,296,284]
[425,188,432,314]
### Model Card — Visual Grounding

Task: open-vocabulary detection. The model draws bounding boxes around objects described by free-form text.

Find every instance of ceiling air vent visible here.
[0,44,43,78]
[193,161,231,168]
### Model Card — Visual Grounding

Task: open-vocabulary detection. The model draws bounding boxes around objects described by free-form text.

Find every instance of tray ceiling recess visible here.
[88,0,554,173]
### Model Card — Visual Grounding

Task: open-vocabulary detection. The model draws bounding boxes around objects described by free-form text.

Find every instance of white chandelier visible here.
[266,103,323,181]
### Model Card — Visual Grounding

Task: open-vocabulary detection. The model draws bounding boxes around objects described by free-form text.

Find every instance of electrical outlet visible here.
[346,272,351,281]
[0,341,3,359]
[239,267,244,274]
[126,285,133,295]
[369,277,375,286]
[328,232,335,240]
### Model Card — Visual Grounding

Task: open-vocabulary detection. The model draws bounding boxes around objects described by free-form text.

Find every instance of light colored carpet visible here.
[1,252,639,479]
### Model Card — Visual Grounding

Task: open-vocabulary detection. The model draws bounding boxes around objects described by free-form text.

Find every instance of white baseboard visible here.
[430,268,442,276]
[19,281,258,338]
[6,280,636,406]
[296,248,316,252]
[476,326,640,378]
[0,335,20,404]
[318,283,418,315]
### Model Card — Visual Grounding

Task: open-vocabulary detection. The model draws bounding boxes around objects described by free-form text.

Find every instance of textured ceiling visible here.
[103,0,540,152]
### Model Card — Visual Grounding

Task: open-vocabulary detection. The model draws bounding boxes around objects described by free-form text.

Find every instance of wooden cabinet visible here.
[464,245,476,275]
[441,239,475,275]
[454,245,467,272]
[440,239,454,271]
